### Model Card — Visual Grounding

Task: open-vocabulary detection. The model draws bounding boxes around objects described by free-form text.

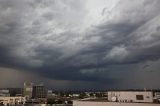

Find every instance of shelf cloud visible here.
[0,0,160,89]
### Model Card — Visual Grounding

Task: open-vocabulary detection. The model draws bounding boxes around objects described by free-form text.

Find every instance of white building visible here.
[154,92,160,102]
[72,94,80,98]
[0,96,26,105]
[108,91,153,103]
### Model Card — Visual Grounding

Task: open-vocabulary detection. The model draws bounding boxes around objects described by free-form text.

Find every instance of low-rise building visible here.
[0,90,10,97]
[0,96,26,105]
[153,92,160,103]
[108,91,153,103]
[72,94,80,98]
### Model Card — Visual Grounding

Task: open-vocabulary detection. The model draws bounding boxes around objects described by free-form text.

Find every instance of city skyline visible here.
[0,0,160,90]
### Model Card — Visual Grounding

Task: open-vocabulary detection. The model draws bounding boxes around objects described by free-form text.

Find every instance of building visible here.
[0,88,23,97]
[0,96,26,105]
[23,82,33,99]
[0,90,10,97]
[47,90,57,98]
[108,91,153,103]
[32,83,46,98]
[153,91,160,102]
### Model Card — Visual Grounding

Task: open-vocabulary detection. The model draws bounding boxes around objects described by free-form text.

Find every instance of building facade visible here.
[0,90,10,97]
[154,92,160,102]
[108,91,153,103]
[0,88,23,97]
[23,82,33,99]
[0,96,26,105]
[32,84,46,98]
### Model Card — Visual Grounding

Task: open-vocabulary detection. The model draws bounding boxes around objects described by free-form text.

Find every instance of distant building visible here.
[47,90,56,98]
[72,94,80,98]
[108,91,153,103]
[0,96,26,105]
[23,82,33,99]
[0,88,23,97]
[0,90,10,97]
[32,83,46,98]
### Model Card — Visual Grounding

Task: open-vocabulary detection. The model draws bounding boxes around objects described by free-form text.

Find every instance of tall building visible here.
[32,83,46,98]
[23,82,33,99]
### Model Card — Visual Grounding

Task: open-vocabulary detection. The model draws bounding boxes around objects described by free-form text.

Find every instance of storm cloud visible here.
[0,0,160,90]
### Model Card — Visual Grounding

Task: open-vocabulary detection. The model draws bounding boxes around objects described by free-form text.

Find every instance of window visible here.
[136,95,144,100]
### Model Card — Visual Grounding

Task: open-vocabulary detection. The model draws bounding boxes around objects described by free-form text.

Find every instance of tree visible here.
[47,98,56,104]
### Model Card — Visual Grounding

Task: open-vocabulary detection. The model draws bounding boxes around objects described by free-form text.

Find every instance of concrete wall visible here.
[108,91,153,103]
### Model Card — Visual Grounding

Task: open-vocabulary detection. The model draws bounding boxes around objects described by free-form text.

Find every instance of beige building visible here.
[23,82,33,99]
[0,96,26,105]
[108,91,153,103]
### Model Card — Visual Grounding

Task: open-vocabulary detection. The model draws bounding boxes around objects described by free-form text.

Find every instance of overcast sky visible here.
[0,0,160,90]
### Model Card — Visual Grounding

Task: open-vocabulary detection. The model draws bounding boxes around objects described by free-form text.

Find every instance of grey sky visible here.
[0,0,160,90]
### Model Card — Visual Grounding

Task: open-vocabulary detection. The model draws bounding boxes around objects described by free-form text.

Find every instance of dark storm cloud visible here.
[0,0,160,89]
